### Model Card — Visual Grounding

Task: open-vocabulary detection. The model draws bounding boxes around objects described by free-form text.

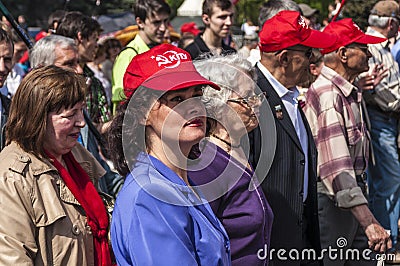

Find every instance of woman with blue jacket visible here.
[108,44,231,266]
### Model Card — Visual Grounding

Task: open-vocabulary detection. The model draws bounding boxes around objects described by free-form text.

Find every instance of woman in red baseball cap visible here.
[108,43,231,265]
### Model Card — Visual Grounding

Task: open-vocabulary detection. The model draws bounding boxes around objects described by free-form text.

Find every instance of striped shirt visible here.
[303,66,369,200]
[364,27,400,113]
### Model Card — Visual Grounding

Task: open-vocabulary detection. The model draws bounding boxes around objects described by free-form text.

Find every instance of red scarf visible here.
[46,151,112,266]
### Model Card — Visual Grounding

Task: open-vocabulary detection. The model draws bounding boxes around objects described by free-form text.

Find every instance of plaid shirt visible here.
[84,65,112,124]
[363,27,400,113]
[303,66,369,201]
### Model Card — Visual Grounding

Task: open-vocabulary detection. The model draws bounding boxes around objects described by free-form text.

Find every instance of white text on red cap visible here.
[151,50,189,69]
[298,16,309,29]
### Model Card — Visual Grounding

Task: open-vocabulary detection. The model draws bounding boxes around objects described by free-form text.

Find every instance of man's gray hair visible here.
[194,54,256,120]
[30,35,76,68]
[368,14,391,29]
[322,51,337,64]
[258,0,301,27]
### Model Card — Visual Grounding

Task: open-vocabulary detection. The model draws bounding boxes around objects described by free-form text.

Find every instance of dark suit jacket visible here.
[248,64,321,265]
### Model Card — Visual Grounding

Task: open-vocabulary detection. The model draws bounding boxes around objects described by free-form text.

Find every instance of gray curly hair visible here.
[193,54,256,120]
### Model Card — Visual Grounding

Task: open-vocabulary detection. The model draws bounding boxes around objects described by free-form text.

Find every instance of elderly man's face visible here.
[285,45,313,86]
[54,45,83,74]
[0,41,13,87]
[345,44,371,74]
[388,17,399,39]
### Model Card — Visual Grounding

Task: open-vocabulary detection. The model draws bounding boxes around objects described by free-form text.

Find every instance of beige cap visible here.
[371,0,400,19]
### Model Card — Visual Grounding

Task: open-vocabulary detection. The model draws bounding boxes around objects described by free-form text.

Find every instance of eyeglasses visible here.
[227,92,266,107]
[286,47,313,60]
[346,45,369,54]
[275,47,313,60]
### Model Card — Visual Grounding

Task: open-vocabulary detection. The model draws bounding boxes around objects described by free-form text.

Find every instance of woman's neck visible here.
[210,124,241,151]
[209,125,252,170]
[148,143,190,184]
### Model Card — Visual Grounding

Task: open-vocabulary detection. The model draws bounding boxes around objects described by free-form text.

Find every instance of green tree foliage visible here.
[1,0,375,33]
[342,0,376,30]
[235,0,264,26]
[165,0,184,18]
[235,0,332,27]
[298,0,376,30]
[0,0,134,29]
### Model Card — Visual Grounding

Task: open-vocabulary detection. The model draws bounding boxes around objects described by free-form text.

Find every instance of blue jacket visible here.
[111,153,231,266]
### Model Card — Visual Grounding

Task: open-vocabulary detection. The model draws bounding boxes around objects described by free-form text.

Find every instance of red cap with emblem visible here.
[123,44,220,99]
[320,18,386,54]
[258,10,337,52]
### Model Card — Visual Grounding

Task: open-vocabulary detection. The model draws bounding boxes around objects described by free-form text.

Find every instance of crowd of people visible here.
[0,0,400,265]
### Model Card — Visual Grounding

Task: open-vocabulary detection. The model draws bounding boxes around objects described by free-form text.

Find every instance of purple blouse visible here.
[189,141,273,266]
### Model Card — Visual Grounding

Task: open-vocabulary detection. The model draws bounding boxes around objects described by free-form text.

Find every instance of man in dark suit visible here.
[248,11,336,265]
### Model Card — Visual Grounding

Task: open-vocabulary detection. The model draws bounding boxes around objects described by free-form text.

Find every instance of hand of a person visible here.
[356,64,388,91]
[351,204,392,252]
[356,75,375,91]
[370,63,388,87]
[364,223,392,253]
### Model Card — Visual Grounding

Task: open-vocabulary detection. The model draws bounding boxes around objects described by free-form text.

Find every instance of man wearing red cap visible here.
[111,0,171,114]
[362,2,400,261]
[248,10,336,265]
[184,0,236,59]
[303,18,391,265]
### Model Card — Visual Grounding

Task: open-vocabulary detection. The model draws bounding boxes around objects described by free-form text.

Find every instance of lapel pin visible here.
[275,105,283,120]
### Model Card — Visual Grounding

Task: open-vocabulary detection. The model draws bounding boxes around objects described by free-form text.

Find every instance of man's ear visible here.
[136,17,145,30]
[309,64,318,76]
[76,32,84,44]
[278,50,290,66]
[337,46,347,62]
[202,14,210,26]
[389,18,396,30]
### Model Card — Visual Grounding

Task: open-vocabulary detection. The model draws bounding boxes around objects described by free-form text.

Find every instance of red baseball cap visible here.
[180,22,201,36]
[321,18,386,54]
[35,31,48,42]
[123,44,220,99]
[259,10,337,52]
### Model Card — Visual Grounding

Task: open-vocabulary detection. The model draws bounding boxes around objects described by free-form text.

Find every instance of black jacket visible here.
[184,34,236,60]
[248,65,321,265]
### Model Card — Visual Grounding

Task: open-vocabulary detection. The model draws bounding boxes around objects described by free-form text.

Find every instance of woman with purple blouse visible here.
[190,54,273,266]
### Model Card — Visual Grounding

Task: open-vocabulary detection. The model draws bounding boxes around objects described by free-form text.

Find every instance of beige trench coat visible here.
[0,142,106,265]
